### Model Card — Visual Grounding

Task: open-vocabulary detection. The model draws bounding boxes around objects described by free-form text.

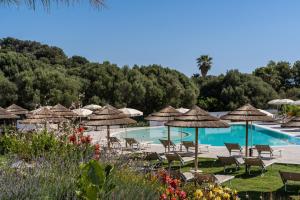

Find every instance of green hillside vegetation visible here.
[0,37,299,114]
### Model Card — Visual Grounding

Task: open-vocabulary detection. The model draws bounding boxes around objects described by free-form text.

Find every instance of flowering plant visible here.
[193,184,239,200]
[68,126,100,160]
[157,170,187,200]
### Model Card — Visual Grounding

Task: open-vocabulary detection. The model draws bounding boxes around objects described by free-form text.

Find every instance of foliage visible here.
[194,70,278,111]
[76,160,115,200]
[285,105,300,116]
[107,168,161,200]
[1,37,300,114]
[0,131,61,160]
[0,37,198,114]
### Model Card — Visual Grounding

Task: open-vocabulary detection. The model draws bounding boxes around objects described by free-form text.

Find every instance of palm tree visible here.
[0,0,104,10]
[196,55,213,78]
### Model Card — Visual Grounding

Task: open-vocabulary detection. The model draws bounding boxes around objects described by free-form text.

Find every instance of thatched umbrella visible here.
[166,105,229,172]
[145,106,182,152]
[83,104,102,111]
[119,108,143,117]
[282,116,300,128]
[51,104,78,119]
[20,107,68,125]
[83,105,136,149]
[221,104,273,157]
[6,104,28,117]
[0,107,19,125]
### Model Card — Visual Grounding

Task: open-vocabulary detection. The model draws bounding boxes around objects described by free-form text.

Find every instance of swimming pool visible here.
[118,124,300,146]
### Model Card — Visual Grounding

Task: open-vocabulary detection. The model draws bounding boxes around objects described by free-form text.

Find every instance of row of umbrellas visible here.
[0,104,144,122]
[1,102,300,172]
[145,104,273,172]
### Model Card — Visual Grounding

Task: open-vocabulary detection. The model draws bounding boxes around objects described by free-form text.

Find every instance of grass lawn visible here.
[170,158,300,199]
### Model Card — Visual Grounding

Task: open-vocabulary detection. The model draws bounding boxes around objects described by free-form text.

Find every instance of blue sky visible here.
[1,0,300,76]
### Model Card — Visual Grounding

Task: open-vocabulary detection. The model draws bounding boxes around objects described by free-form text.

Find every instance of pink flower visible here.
[179,191,186,199]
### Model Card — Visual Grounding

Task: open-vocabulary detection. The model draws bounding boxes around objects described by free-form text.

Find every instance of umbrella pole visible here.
[107,125,110,149]
[245,121,249,173]
[180,128,183,152]
[245,121,249,157]
[167,125,170,153]
[195,127,199,171]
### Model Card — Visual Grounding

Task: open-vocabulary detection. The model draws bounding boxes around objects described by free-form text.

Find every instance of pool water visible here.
[118,124,300,146]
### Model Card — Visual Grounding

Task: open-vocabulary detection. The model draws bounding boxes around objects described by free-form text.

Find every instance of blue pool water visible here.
[119,124,300,146]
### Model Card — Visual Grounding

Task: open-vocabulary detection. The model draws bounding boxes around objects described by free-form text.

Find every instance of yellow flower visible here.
[208,191,214,199]
[215,196,221,200]
[223,193,231,199]
[194,189,203,199]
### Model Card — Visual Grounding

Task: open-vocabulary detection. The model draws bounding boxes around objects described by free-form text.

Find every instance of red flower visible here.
[160,193,167,200]
[68,134,76,143]
[86,135,92,143]
[77,127,85,133]
[170,179,180,189]
[94,144,100,150]
[167,186,175,195]
[80,136,87,143]
[171,197,177,200]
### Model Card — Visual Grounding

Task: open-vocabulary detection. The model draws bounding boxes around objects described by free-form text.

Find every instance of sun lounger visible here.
[244,157,275,174]
[217,156,245,172]
[194,173,234,185]
[108,137,123,149]
[279,171,300,192]
[181,141,210,153]
[165,153,194,170]
[255,145,282,158]
[124,138,141,150]
[224,143,243,156]
[159,139,177,152]
[140,152,164,172]
[169,170,194,184]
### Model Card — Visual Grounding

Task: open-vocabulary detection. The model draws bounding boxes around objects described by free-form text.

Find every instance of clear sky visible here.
[1,0,300,76]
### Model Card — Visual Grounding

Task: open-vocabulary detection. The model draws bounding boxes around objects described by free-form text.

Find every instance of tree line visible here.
[0,37,299,114]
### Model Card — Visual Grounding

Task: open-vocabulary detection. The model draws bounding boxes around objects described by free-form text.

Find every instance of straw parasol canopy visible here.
[166,105,229,172]
[221,104,273,160]
[145,106,181,122]
[83,104,102,111]
[258,109,273,117]
[167,106,229,128]
[20,107,68,125]
[50,104,78,119]
[30,106,53,114]
[0,107,19,120]
[282,116,300,128]
[221,104,274,122]
[145,106,182,152]
[6,104,28,116]
[72,108,93,117]
[176,107,189,114]
[119,108,143,117]
[84,105,136,148]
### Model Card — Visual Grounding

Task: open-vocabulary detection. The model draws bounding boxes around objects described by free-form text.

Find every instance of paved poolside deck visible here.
[86,124,300,165]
